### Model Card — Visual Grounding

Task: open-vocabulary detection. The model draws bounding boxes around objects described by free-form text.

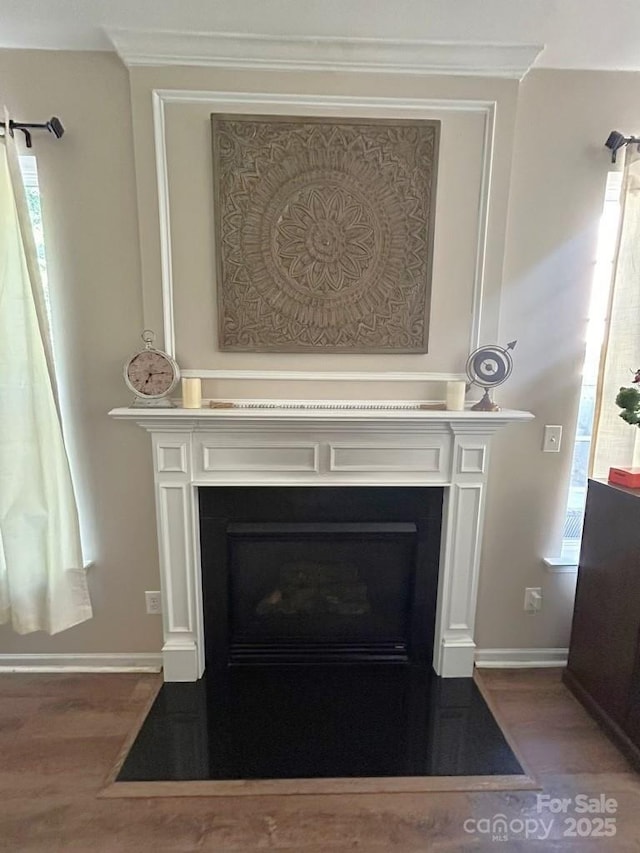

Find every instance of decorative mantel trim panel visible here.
[110,404,533,681]
[150,90,498,361]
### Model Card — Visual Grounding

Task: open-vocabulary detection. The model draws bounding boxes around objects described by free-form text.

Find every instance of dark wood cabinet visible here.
[564,478,640,767]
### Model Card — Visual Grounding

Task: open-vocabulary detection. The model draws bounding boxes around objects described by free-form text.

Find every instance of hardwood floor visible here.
[0,668,639,851]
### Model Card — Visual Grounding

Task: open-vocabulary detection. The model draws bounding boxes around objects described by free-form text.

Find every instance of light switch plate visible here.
[543,425,562,453]
[524,587,543,612]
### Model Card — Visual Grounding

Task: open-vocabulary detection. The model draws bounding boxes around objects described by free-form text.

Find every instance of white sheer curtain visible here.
[592,147,640,478]
[0,110,92,633]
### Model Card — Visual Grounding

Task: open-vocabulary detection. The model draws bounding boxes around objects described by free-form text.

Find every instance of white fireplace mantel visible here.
[110,403,533,681]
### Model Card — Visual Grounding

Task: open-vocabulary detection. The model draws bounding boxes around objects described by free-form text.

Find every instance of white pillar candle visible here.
[182,377,202,409]
[446,380,466,411]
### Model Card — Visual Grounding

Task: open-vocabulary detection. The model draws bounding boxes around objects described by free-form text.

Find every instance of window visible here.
[560,171,623,561]
[19,155,53,337]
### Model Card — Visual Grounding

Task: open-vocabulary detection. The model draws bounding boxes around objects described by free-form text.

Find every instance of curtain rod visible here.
[0,117,64,149]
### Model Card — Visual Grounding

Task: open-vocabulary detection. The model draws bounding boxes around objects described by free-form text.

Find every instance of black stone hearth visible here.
[118,666,523,781]
[118,486,523,783]
[199,487,443,667]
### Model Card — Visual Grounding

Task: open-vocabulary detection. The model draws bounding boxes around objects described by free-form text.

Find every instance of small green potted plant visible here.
[616,370,640,426]
[610,370,640,488]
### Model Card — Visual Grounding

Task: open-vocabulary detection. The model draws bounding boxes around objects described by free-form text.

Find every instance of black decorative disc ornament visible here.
[466,341,517,411]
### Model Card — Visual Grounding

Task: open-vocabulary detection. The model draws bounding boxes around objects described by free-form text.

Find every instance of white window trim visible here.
[542,555,579,574]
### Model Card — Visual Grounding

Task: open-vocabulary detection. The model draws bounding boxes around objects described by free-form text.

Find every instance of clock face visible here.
[126,350,177,398]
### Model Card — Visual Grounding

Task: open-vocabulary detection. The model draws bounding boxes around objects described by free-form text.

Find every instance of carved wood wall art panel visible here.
[211,115,440,353]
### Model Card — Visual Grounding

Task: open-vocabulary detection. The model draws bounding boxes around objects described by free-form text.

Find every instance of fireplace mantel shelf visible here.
[109,404,533,431]
[110,402,533,682]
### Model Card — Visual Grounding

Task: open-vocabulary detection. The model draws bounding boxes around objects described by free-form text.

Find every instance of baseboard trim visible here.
[0,649,566,673]
[0,653,163,673]
[475,648,568,669]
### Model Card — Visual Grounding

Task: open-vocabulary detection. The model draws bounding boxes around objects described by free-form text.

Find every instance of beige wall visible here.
[1,51,638,657]
[0,51,161,654]
[477,70,640,650]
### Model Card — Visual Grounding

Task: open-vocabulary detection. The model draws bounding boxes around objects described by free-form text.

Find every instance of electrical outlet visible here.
[524,587,543,612]
[145,591,162,615]
[543,425,562,453]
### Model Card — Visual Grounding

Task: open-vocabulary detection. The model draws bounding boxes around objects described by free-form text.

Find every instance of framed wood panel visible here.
[212,114,440,353]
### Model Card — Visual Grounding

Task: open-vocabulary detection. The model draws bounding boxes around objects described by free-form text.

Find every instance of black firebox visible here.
[199,487,443,667]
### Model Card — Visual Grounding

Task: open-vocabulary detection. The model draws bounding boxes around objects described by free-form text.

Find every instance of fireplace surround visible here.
[110,403,532,681]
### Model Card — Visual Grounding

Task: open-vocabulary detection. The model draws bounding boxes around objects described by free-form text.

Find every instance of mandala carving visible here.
[211,115,440,352]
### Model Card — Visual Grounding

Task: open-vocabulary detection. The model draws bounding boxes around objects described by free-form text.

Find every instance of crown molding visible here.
[107,28,543,79]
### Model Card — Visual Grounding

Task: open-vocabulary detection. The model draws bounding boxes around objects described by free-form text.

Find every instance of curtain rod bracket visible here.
[605,130,640,164]
[0,117,64,148]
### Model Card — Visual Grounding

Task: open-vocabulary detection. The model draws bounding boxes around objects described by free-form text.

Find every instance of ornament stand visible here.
[471,389,501,412]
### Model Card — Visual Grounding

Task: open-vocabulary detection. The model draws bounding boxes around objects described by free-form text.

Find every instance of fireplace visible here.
[200,487,443,667]
[110,403,532,680]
